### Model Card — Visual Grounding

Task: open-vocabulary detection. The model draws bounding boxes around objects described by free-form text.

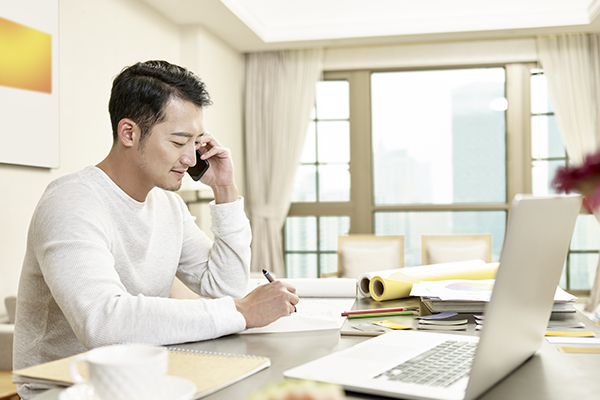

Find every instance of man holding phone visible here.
[14,60,299,399]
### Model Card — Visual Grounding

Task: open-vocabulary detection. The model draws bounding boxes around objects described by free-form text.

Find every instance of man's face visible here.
[136,97,205,193]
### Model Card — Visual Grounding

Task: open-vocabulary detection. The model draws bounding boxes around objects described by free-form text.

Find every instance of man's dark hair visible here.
[108,60,212,143]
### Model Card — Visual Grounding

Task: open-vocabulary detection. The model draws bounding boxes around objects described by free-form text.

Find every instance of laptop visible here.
[284,194,582,400]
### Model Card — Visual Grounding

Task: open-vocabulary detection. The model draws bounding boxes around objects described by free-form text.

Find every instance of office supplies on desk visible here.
[418,318,468,325]
[415,281,578,314]
[340,329,387,337]
[416,312,458,320]
[557,346,600,353]
[241,278,356,334]
[241,297,355,334]
[547,320,586,329]
[342,323,393,336]
[347,310,416,319]
[341,306,418,316]
[243,278,356,334]
[262,269,296,312]
[416,315,468,331]
[13,347,270,399]
[357,268,404,297]
[546,337,600,344]
[368,260,498,301]
[545,331,595,337]
[284,194,582,400]
[372,320,412,330]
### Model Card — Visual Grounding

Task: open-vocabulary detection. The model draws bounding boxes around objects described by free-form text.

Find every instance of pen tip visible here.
[262,269,267,274]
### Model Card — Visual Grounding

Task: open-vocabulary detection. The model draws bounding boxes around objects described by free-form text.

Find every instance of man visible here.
[13,60,298,399]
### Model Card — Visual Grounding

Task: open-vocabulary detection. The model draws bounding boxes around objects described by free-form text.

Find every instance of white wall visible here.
[323,38,538,70]
[0,0,244,317]
[179,25,245,195]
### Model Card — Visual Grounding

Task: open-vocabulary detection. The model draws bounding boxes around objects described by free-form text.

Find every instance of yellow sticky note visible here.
[545,331,596,337]
[373,320,412,330]
[558,346,600,354]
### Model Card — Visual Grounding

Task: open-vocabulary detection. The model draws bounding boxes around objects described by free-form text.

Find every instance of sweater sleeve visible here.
[32,184,246,349]
[176,196,252,300]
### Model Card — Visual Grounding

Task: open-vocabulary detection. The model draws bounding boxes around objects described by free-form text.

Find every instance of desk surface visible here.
[34,297,600,400]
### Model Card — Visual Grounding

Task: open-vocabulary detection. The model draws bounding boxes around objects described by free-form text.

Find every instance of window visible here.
[283,65,596,294]
[370,68,508,266]
[291,81,350,203]
[530,70,598,293]
[285,66,522,277]
[286,81,351,277]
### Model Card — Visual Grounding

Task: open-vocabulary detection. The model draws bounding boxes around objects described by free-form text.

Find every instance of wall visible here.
[323,38,538,71]
[0,0,244,317]
[180,26,245,195]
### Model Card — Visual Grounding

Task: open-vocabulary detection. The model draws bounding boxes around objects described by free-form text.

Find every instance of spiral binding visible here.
[168,347,266,359]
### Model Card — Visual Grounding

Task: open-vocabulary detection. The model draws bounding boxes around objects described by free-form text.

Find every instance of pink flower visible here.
[553,148,600,212]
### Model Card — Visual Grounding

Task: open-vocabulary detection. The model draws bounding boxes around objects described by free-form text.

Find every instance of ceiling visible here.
[140,0,600,52]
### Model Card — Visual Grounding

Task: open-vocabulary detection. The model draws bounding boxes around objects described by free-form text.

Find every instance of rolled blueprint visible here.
[357,269,403,298]
[369,260,498,301]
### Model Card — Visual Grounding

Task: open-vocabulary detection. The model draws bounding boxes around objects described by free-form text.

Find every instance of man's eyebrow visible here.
[170,132,193,138]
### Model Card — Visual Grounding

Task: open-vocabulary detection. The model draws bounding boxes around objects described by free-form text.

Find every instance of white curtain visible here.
[537,34,600,311]
[244,49,323,277]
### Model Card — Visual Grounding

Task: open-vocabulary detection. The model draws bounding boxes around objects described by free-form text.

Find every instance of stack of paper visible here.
[243,278,356,334]
[411,279,577,314]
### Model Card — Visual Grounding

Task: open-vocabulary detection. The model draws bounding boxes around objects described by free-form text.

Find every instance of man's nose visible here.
[182,148,197,167]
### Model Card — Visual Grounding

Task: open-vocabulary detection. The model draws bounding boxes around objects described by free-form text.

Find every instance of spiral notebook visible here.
[13,347,270,399]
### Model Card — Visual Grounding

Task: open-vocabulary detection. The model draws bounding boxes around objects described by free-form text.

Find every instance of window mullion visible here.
[348,70,374,234]
[505,63,534,200]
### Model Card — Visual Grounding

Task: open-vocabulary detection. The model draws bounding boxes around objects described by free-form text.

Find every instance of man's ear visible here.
[117,118,138,148]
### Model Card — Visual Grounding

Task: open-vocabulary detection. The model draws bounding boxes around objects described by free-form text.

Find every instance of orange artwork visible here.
[0,16,52,94]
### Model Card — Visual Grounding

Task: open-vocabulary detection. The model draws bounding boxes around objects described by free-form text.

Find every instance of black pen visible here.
[262,268,275,283]
[262,269,296,312]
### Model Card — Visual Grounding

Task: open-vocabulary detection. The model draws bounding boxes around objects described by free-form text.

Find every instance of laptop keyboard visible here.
[374,340,477,387]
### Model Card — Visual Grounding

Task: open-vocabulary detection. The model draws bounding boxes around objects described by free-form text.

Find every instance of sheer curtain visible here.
[537,33,600,311]
[244,49,323,277]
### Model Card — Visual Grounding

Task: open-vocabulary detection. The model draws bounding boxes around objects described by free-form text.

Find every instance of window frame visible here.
[288,64,532,223]
[284,63,558,276]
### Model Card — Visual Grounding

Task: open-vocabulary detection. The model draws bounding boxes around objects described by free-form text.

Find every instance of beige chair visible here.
[323,235,404,278]
[421,234,492,265]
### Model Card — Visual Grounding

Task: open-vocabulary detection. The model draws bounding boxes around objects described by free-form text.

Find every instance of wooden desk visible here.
[0,370,18,400]
[32,298,600,400]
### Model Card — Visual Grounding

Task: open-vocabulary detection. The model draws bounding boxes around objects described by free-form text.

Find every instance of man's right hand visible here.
[234,280,299,329]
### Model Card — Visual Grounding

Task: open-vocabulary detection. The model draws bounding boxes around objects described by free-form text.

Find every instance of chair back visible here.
[421,234,492,265]
[324,235,404,279]
[4,297,16,324]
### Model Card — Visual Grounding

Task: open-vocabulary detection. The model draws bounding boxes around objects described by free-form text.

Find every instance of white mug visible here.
[69,344,168,400]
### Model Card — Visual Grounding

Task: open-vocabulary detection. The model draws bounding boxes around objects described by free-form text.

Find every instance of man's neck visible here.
[96,153,150,202]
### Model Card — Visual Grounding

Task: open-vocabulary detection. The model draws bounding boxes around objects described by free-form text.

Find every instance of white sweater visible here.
[14,166,251,399]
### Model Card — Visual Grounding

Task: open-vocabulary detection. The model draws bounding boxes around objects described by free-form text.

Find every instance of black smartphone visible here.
[187,149,210,181]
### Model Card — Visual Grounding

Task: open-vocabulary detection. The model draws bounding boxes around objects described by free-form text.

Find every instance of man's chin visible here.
[159,181,183,193]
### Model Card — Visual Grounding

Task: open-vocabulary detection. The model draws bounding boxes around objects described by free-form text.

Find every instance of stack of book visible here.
[416,313,468,331]
[421,298,576,314]
[411,279,577,314]
[417,318,468,331]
